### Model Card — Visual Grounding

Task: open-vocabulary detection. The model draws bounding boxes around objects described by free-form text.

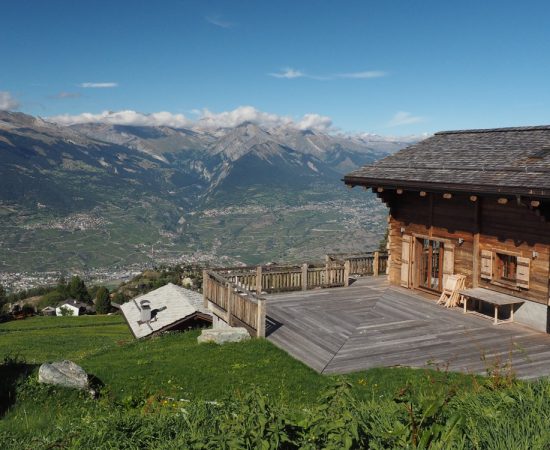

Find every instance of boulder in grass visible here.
[38,360,89,390]
[198,327,250,344]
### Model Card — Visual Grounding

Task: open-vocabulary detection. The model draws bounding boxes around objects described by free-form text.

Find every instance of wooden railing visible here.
[215,263,348,294]
[203,270,266,337]
[326,251,388,276]
[204,251,388,338]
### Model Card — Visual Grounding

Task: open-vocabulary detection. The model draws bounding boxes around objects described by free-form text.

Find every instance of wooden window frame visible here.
[495,252,518,285]
[482,248,530,291]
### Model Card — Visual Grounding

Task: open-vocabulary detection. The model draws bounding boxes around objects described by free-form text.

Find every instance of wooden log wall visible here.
[384,190,550,305]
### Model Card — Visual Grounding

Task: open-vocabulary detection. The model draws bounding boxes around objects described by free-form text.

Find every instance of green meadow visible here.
[1,316,549,448]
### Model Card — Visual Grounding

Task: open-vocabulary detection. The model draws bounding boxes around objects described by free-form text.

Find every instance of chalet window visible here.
[496,253,517,283]
[480,249,530,290]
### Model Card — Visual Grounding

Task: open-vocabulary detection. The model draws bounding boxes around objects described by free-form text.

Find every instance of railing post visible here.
[202,270,208,308]
[256,265,262,294]
[256,298,266,338]
[373,251,380,276]
[344,260,350,287]
[301,263,308,291]
[226,283,233,326]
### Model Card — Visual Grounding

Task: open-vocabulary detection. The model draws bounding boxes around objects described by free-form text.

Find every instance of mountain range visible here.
[0,110,419,273]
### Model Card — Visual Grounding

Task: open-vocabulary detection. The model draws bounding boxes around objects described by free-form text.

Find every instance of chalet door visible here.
[417,238,444,292]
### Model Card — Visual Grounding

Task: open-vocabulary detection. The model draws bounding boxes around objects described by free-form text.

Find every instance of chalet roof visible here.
[344,125,550,197]
[120,283,212,339]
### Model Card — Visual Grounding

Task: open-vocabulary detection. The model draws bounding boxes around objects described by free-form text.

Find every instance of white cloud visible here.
[48,110,191,128]
[387,111,424,127]
[205,15,234,28]
[79,82,118,88]
[0,91,19,110]
[296,113,332,131]
[269,68,305,79]
[197,106,293,129]
[337,71,386,79]
[47,106,333,132]
[270,68,386,81]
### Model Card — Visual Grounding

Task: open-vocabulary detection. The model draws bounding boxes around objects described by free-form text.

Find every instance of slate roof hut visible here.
[120,283,212,339]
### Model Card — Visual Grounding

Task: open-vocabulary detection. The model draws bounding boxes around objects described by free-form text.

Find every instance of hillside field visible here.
[1,316,550,448]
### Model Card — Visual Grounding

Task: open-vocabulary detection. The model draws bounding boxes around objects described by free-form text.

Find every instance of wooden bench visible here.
[459,288,525,325]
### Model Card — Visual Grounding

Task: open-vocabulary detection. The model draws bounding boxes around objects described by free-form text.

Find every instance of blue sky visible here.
[1,0,550,135]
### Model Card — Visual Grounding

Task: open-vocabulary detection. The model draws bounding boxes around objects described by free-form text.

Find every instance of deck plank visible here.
[265,277,550,378]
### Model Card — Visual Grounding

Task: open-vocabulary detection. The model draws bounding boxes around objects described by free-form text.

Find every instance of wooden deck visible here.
[266,277,550,379]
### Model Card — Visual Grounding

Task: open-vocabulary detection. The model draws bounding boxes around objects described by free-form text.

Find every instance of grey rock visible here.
[197,327,251,344]
[38,360,89,390]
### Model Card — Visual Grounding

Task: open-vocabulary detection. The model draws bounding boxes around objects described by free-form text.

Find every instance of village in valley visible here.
[2,1,550,448]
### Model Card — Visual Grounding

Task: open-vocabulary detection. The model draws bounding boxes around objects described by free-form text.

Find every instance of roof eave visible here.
[342,175,550,198]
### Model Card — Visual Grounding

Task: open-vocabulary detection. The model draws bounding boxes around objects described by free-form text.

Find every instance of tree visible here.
[68,276,91,303]
[21,304,35,316]
[58,306,74,317]
[95,286,111,314]
[0,284,6,307]
[56,276,69,298]
[112,292,126,305]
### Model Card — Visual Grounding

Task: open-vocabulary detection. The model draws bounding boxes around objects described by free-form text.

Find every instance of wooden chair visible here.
[437,274,466,308]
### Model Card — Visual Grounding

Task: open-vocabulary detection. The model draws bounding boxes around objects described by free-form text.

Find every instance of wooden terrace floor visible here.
[266,277,550,379]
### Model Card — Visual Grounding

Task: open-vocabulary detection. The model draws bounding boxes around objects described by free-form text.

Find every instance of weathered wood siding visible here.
[385,191,550,305]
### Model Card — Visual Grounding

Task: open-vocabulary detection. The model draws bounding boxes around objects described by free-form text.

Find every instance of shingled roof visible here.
[121,283,212,339]
[344,125,550,197]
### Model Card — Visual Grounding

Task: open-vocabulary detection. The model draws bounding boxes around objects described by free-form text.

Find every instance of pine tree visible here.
[69,276,91,303]
[95,287,111,314]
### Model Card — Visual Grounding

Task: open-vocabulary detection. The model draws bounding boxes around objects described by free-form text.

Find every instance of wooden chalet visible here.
[344,125,550,332]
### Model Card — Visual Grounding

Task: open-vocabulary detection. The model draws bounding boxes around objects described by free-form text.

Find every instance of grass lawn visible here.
[0,315,477,404]
[0,315,482,446]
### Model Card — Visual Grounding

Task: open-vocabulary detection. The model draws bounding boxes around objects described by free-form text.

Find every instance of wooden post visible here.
[472,233,480,288]
[472,197,481,288]
[202,270,208,308]
[256,266,262,294]
[301,263,308,291]
[226,283,233,326]
[373,251,380,276]
[256,298,266,338]
[344,260,350,287]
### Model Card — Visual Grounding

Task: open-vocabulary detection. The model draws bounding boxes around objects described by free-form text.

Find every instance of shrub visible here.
[58,306,74,317]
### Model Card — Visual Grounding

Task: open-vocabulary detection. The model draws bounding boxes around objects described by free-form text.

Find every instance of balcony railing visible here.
[203,251,388,338]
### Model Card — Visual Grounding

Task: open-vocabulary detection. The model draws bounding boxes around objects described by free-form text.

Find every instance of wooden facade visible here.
[344,125,550,332]
[382,190,549,305]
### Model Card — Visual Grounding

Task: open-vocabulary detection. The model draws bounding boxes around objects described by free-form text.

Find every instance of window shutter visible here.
[400,234,411,288]
[480,250,493,280]
[442,244,455,287]
[516,256,530,289]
